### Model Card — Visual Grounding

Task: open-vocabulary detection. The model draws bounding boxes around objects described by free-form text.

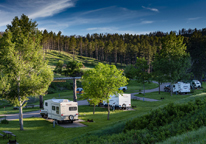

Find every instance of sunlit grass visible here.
[1,91,206,144]
[125,80,159,93]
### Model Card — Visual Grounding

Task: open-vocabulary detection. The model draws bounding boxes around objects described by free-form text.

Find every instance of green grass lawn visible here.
[1,91,206,144]
[125,80,159,93]
[0,107,40,115]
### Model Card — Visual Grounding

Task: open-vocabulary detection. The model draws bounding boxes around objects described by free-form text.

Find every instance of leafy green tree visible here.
[124,64,136,79]
[0,14,53,130]
[187,31,206,81]
[155,32,191,96]
[135,57,151,96]
[152,57,167,94]
[82,63,128,120]
[66,61,83,77]
[54,60,64,74]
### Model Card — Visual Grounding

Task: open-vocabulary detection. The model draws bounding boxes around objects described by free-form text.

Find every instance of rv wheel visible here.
[71,121,73,123]
[41,115,44,118]
[69,115,74,120]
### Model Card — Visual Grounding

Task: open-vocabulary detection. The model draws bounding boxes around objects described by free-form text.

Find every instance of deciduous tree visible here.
[81,63,128,120]
[0,14,53,130]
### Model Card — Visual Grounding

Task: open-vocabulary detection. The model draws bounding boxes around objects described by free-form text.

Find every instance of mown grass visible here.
[125,80,158,93]
[1,92,206,144]
[157,126,206,144]
[0,107,40,115]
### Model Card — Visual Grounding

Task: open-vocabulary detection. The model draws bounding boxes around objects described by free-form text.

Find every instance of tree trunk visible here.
[159,82,160,94]
[95,44,98,60]
[107,102,110,120]
[143,82,145,96]
[80,42,82,56]
[93,104,95,114]
[39,95,43,108]
[73,78,77,102]
[17,76,24,130]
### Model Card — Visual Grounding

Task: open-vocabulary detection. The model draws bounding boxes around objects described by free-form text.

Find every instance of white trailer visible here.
[40,99,78,123]
[103,94,131,109]
[191,80,201,88]
[173,82,190,94]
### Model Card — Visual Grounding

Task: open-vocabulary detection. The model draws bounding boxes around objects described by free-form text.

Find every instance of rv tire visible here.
[71,121,73,123]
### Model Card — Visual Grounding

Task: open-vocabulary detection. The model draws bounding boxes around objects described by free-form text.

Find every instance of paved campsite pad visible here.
[45,118,87,128]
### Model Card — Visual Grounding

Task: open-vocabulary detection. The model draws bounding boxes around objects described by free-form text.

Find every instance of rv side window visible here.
[45,102,48,106]
[69,107,77,111]
[52,106,55,111]
[56,107,59,114]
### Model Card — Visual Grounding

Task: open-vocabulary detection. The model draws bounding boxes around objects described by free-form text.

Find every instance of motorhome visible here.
[173,82,190,94]
[103,94,131,109]
[40,99,78,123]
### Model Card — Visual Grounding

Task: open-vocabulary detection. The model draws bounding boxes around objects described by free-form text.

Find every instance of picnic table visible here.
[2,131,13,139]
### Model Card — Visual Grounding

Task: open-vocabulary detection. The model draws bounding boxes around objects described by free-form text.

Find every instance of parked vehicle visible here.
[191,80,201,88]
[164,85,171,92]
[118,86,127,92]
[40,99,78,123]
[103,94,131,109]
[173,82,190,94]
[76,87,84,94]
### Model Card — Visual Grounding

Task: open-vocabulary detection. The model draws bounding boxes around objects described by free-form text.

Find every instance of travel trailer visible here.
[173,82,190,94]
[40,99,78,123]
[103,94,131,109]
[191,80,201,88]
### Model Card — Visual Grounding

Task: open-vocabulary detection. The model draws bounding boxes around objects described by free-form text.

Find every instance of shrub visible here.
[1,119,9,124]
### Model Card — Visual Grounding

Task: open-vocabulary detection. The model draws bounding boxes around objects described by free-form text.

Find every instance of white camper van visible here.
[40,99,78,123]
[173,82,190,94]
[103,94,131,109]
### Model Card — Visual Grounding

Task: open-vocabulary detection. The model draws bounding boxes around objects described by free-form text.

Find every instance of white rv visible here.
[103,94,131,109]
[40,99,78,123]
[173,82,190,94]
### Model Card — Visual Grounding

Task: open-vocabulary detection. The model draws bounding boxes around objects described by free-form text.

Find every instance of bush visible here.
[1,119,9,124]
[71,98,206,144]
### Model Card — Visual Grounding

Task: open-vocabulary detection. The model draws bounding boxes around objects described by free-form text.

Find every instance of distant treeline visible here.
[1,27,206,79]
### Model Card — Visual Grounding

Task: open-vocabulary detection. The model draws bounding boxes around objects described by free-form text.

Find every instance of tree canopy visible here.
[81,63,128,119]
[0,14,53,130]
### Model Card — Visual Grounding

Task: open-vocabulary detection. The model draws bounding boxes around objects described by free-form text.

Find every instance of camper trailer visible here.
[40,99,78,123]
[173,82,190,94]
[191,80,201,88]
[103,94,131,109]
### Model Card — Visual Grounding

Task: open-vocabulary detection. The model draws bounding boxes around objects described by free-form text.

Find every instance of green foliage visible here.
[0,14,53,130]
[124,64,136,79]
[72,98,206,144]
[154,32,191,95]
[54,60,64,74]
[134,57,151,95]
[82,63,128,119]
[1,119,9,124]
[66,61,83,76]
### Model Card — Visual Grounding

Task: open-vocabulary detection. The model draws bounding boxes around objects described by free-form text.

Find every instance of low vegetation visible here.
[1,90,205,144]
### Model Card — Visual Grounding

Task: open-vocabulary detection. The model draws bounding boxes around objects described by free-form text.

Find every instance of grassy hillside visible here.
[45,50,127,70]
